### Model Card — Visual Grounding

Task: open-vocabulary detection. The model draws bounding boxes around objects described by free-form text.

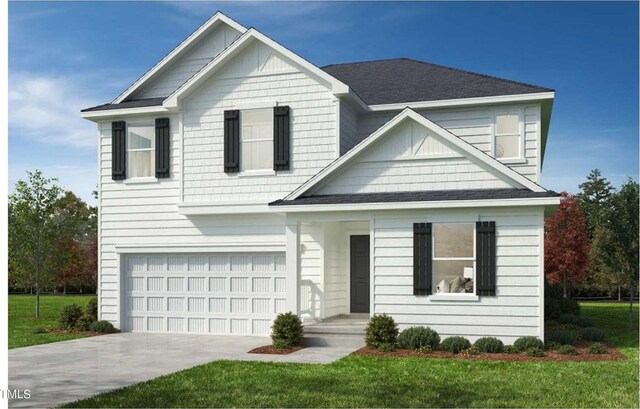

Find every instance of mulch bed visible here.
[248,345,305,355]
[44,329,105,336]
[352,343,625,362]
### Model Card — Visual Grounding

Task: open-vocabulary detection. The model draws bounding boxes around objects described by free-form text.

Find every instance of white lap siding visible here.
[98,117,285,328]
[372,208,544,344]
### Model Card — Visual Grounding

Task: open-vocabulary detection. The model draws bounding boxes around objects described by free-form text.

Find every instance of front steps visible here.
[303,314,367,349]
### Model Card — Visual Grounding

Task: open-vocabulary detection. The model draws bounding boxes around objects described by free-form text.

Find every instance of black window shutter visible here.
[413,222,432,295]
[273,106,290,171]
[224,110,240,173]
[476,221,497,296]
[111,121,126,180]
[155,118,170,178]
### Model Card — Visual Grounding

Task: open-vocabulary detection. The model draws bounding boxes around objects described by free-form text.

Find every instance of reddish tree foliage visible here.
[545,192,591,297]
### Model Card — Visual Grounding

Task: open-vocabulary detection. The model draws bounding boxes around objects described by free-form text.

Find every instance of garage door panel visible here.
[124,252,286,335]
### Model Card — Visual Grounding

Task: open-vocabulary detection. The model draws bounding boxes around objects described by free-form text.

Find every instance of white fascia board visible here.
[368,92,555,112]
[114,242,285,254]
[178,201,271,215]
[284,107,546,200]
[164,28,350,108]
[269,196,561,214]
[112,12,247,104]
[81,106,172,121]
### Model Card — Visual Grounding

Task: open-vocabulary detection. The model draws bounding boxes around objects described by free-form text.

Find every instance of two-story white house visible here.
[81,12,560,343]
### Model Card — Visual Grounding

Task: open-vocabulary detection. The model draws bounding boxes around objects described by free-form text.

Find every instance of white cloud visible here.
[9,73,101,149]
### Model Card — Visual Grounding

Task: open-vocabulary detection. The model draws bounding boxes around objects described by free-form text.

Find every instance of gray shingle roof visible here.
[322,58,553,105]
[81,97,166,113]
[270,188,559,207]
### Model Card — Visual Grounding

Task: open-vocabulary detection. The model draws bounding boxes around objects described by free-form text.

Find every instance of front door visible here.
[350,235,370,313]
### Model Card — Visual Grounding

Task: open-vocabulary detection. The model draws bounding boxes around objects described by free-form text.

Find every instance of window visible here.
[494,111,522,159]
[127,124,155,178]
[433,223,475,294]
[240,108,273,171]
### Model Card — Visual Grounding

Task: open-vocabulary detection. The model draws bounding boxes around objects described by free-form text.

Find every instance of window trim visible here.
[492,108,524,160]
[432,222,476,295]
[126,121,155,179]
[239,107,274,173]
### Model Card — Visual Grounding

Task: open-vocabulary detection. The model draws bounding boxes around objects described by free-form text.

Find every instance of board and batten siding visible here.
[131,24,242,100]
[356,104,541,183]
[372,208,544,343]
[97,116,285,328]
[181,40,338,204]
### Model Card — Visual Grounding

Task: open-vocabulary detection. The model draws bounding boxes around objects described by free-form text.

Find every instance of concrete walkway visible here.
[8,332,362,408]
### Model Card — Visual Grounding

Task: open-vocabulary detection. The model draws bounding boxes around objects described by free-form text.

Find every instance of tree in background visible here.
[545,192,591,298]
[8,170,62,317]
[578,169,615,236]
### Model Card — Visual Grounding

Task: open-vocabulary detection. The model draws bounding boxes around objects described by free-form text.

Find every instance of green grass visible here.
[64,302,639,408]
[9,294,96,349]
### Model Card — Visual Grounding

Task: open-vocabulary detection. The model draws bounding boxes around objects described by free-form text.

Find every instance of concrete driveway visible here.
[9,332,360,408]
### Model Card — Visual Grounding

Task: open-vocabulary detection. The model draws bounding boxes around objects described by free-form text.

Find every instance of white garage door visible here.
[124,253,287,335]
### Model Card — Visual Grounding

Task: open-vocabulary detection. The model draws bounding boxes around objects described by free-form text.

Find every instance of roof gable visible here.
[113,12,246,104]
[285,108,546,200]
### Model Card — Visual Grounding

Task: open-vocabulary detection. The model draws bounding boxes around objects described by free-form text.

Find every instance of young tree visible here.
[578,169,615,235]
[585,225,619,297]
[8,170,62,317]
[545,192,591,298]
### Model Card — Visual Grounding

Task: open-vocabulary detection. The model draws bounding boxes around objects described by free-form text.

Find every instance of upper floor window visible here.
[127,124,155,178]
[433,223,475,295]
[240,108,273,172]
[493,111,522,160]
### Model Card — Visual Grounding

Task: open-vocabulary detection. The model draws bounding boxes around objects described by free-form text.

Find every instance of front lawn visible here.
[64,302,639,408]
[9,294,96,349]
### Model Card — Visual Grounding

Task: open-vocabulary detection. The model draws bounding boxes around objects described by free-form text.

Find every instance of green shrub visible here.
[397,326,440,350]
[545,341,561,350]
[503,345,519,354]
[580,327,607,342]
[461,346,480,356]
[378,343,395,353]
[525,347,545,357]
[558,313,592,327]
[588,342,607,354]
[86,297,98,320]
[271,312,304,349]
[417,345,433,353]
[546,330,577,346]
[514,336,544,352]
[474,337,504,353]
[58,304,83,330]
[441,336,472,354]
[545,298,580,320]
[365,314,398,350]
[75,314,95,331]
[89,320,117,333]
[558,345,577,355]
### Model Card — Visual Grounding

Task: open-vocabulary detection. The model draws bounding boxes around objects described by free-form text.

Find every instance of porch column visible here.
[285,220,300,315]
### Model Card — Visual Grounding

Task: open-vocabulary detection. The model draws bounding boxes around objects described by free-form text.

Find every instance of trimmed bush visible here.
[59,304,83,330]
[397,326,440,350]
[546,330,577,346]
[525,347,545,357]
[558,345,577,355]
[86,297,98,320]
[417,345,433,353]
[378,343,395,353]
[545,341,561,351]
[461,346,481,356]
[588,342,607,354]
[474,337,504,353]
[545,298,580,320]
[365,314,398,350]
[271,312,304,349]
[514,336,544,352]
[503,345,519,354]
[441,336,472,354]
[89,320,117,333]
[75,314,95,331]
[580,327,607,342]
[558,313,592,328]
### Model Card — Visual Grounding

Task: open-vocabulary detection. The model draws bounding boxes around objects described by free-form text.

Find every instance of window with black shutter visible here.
[224,110,240,173]
[413,222,432,295]
[112,121,126,180]
[155,118,170,178]
[476,221,497,296]
[273,106,290,171]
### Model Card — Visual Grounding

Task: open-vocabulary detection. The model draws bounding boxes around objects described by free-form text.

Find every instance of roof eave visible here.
[81,105,172,121]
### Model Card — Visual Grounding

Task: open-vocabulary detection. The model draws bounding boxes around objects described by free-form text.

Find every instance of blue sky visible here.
[9,1,639,204]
